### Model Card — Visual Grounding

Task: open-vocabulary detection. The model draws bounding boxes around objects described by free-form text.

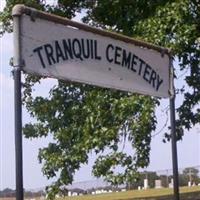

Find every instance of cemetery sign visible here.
[13,5,172,98]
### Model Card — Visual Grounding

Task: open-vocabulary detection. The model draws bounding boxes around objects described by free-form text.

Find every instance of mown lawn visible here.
[0,186,199,200]
[61,186,200,200]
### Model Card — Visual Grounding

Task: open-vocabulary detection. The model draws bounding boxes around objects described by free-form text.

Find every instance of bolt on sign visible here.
[13,5,172,98]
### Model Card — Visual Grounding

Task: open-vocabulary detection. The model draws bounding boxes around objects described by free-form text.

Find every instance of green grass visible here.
[0,186,199,200]
[61,186,200,200]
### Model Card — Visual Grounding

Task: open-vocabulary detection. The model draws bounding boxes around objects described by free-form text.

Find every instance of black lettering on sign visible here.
[33,46,46,68]
[106,44,114,63]
[32,39,164,93]
[143,64,151,82]
[156,75,163,91]
[90,40,94,59]
[62,39,73,60]
[138,58,145,76]
[44,44,56,65]
[114,46,122,65]
[55,40,65,63]
[94,40,101,60]
[122,50,131,69]
[131,54,138,73]
[81,39,90,59]
[72,38,83,61]
[149,69,157,89]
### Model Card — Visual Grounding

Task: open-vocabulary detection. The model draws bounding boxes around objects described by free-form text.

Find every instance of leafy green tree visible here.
[80,0,200,140]
[129,171,159,189]
[182,167,199,184]
[145,171,159,188]
[23,81,157,199]
[159,175,169,188]
[178,167,199,186]
[1,0,199,198]
[178,173,188,186]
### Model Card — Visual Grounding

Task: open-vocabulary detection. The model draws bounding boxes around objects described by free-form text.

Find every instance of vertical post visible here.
[170,96,180,200]
[14,67,23,200]
[13,12,24,200]
[169,56,180,200]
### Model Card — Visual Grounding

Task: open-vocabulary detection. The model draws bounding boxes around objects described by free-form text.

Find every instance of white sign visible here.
[20,14,171,97]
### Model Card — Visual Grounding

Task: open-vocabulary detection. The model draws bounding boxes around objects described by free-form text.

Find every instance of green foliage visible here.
[129,171,159,189]
[0,0,46,35]
[182,167,200,184]
[22,78,157,198]
[132,0,200,138]
[1,0,200,199]
[81,0,200,139]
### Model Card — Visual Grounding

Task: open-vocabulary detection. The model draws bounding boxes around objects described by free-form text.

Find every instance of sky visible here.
[0,0,199,191]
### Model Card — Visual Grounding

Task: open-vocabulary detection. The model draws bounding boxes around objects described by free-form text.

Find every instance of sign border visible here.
[12,4,171,55]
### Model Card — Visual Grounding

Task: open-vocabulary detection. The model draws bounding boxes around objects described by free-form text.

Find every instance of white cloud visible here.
[0,0,6,12]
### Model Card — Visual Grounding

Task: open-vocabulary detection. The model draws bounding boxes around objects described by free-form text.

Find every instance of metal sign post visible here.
[169,57,180,200]
[13,8,24,200]
[170,96,180,200]
[13,67,23,200]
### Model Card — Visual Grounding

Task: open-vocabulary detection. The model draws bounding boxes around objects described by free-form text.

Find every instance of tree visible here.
[159,175,169,188]
[80,0,200,140]
[1,0,199,198]
[0,188,16,198]
[129,171,159,189]
[182,167,200,184]
[178,167,200,186]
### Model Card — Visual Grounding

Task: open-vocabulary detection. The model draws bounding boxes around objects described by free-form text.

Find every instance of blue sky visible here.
[0,1,199,190]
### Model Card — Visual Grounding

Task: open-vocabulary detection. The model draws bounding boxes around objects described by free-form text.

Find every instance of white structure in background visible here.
[169,178,174,188]
[91,189,112,195]
[68,191,72,197]
[188,181,192,187]
[155,180,162,189]
[67,188,84,196]
[95,189,108,194]
[144,179,149,189]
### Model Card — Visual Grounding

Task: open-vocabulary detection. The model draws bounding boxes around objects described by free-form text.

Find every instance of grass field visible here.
[61,186,200,200]
[1,186,199,200]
